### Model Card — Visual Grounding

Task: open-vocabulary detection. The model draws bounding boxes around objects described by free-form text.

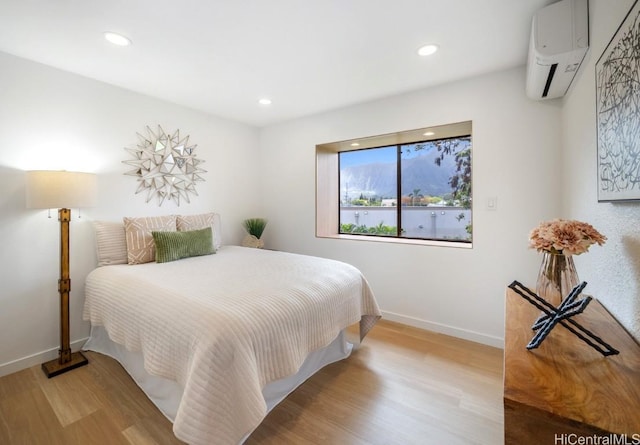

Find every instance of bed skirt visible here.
[83,325,353,442]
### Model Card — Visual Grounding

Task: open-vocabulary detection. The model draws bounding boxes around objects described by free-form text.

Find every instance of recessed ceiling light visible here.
[258,98,272,106]
[350,142,360,147]
[104,32,132,46]
[423,131,435,136]
[417,44,439,57]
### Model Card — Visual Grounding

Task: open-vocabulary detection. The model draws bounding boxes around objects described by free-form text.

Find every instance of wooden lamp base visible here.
[42,351,88,378]
[40,208,89,379]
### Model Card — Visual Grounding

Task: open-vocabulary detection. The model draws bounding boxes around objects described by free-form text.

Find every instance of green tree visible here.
[433,137,472,209]
[408,188,423,206]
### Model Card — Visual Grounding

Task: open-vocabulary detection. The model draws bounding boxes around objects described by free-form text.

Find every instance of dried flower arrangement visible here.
[529,219,607,256]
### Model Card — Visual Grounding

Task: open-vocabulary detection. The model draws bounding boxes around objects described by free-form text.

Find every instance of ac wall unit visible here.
[525,0,589,100]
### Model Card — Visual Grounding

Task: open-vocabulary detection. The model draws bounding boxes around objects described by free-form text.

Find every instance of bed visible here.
[82,215,381,445]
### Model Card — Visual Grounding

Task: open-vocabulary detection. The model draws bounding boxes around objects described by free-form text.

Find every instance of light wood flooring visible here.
[0,320,504,444]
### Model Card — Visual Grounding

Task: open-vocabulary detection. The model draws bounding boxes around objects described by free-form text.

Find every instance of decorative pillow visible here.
[93,221,128,266]
[152,227,215,263]
[123,215,177,264]
[177,212,222,250]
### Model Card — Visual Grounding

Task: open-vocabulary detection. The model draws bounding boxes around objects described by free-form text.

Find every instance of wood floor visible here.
[0,320,504,445]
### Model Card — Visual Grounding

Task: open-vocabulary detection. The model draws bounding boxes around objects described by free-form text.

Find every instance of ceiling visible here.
[0,0,554,127]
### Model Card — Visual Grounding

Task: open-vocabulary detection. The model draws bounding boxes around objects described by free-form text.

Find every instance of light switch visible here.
[487,197,497,210]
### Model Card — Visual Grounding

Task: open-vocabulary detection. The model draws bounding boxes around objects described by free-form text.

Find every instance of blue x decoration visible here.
[508,280,619,356]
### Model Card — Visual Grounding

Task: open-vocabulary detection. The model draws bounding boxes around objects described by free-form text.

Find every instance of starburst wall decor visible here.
[123,125,206,206]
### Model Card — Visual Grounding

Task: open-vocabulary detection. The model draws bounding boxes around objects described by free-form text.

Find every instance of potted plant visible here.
[242,218,268,248]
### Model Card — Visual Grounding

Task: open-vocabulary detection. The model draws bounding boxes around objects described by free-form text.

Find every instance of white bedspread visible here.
[83,246,381,445]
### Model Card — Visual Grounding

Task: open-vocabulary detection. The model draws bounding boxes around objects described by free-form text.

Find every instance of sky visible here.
[340,143,435,169]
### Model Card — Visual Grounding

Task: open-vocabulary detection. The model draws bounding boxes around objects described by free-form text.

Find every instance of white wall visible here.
[4,0,636,377]
[258,67,563,347]
[0,52,261,375]
[561,0,640,341]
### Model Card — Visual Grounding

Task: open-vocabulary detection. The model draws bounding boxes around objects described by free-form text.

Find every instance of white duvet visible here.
[83,246,381,445]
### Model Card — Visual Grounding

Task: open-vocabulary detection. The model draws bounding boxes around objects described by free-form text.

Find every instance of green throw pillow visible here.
[152,227,215,263]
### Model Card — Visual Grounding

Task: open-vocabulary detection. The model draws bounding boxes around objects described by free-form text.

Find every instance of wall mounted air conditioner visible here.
[525,0,589,100]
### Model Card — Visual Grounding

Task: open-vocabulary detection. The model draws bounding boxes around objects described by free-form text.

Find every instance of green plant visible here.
[341,223,356,233]
[340,222,398,236]
[243,218,268,238]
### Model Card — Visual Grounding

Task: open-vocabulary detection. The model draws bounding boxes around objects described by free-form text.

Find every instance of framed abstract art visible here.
[595,0,640,201]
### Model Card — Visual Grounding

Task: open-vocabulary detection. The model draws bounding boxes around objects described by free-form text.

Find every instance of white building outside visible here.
[340,206,471,240]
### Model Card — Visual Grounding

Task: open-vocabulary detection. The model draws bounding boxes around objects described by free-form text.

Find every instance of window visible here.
[317,121,472,246]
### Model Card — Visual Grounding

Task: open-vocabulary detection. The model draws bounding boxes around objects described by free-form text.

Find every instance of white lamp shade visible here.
[26,170,97,209]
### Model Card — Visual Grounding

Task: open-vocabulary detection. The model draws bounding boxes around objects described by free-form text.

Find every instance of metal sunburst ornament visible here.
[123,125,206,206]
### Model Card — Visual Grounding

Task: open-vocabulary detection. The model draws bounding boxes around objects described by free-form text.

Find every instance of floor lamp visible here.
[26,170,97,378]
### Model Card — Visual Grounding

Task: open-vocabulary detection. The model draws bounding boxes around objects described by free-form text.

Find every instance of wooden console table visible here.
[504,287,640,444]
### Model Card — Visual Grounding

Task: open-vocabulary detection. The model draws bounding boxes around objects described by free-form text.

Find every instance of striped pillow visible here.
[177,212,222,250]
[94,221,128,266]
[152,227,215,263]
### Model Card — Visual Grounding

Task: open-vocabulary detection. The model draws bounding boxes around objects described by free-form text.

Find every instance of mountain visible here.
[340,150,456,199]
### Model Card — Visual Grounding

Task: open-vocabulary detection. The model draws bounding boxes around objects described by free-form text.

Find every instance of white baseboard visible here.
[381,310,504,349]
[0,338,89,378]
[1,314,504,377]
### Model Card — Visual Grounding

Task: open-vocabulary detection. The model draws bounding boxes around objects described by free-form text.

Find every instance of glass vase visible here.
[535,252,579,306]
